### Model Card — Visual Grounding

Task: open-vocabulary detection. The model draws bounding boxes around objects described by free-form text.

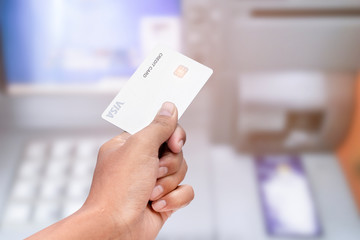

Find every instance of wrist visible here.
[78,202,140,240]
[75,204,125,239]
[27,202,128,240]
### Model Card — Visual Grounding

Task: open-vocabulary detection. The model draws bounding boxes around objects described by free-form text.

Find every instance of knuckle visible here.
[182,185,195,201]
[98,143,107,154]
[130,134,142,143]
[114,133,130,144]
[130,133,151,148]
[180,126,187,141]
[173,153,183,170]
[153,117,173,132]
[189,186,195,201]
[167,154,186,175]
[183,159,188,173]
[179,163,187,182]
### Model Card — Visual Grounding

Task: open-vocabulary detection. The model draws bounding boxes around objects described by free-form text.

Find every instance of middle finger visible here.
[157,150,184,178]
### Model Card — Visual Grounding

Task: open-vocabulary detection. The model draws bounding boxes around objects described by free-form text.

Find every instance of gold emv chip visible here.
[174,65,189,78]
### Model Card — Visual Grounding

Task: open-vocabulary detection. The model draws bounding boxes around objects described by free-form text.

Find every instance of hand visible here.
[85,102,194,239]
[27,102,194,240]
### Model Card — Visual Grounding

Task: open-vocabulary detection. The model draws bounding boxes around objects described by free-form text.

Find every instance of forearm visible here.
[26,206,122,240]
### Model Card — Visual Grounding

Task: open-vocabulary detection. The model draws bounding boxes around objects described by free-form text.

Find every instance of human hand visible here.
[83,102,194,239]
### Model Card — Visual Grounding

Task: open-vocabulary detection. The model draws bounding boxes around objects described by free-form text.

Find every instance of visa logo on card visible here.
[102,45,213,134]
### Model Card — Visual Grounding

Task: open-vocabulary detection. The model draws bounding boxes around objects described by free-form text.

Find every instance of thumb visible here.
[135,102,178,149]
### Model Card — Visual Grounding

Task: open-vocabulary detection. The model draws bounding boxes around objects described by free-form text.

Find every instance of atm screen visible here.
[1,0,180,89]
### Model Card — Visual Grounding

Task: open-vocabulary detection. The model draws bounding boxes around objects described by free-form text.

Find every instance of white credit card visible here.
[102,45,213,134]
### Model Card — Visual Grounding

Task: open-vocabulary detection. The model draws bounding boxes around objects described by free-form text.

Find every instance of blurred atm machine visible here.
[183,0,360,214]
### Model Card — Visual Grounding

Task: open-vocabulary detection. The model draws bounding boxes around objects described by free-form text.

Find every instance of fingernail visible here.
[158,167,168,178]
[150,185,164,199]
[152,200,167,211]
[158,102,175,117]
[178,140,184,150]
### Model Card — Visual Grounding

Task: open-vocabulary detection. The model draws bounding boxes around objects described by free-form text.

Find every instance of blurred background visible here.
[1,0,360,239]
